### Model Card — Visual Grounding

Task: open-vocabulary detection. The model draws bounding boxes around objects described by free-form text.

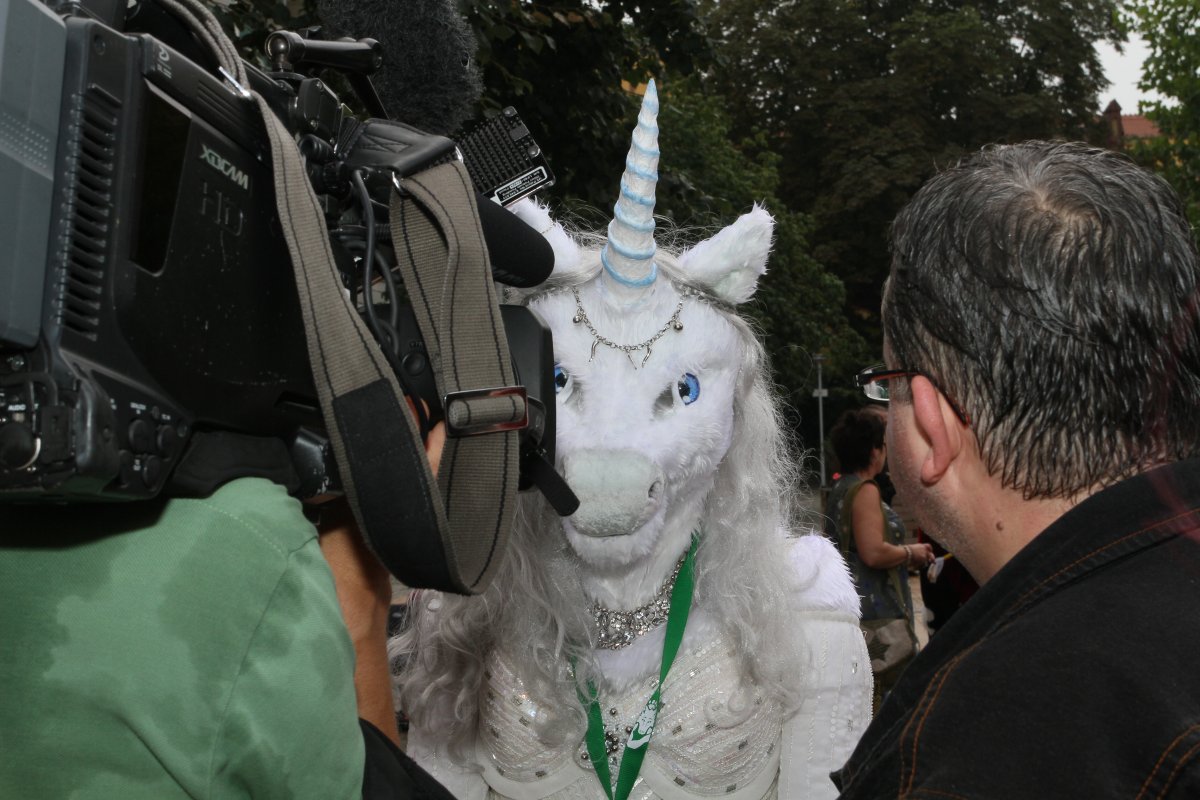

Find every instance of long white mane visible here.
[393,241,818,756]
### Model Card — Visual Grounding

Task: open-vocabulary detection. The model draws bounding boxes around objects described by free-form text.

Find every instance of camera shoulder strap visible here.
[254,100,518,594]
[389,167,526,569]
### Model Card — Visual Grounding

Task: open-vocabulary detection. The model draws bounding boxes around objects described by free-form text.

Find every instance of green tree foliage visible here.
[462,0,712,204]
[703,0,1122,347]
[1127,0,1200,133]
[1124,1,1200,230]
[655,77,868,449]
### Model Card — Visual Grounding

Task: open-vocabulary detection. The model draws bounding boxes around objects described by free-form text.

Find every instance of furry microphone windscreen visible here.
[316,0,483,134]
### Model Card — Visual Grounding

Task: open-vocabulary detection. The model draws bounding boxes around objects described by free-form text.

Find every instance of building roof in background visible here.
[1102,100,1162,149]
[1121,114,1160,139]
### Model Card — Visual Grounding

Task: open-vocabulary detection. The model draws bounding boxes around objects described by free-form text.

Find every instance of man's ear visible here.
[909,375,965,484]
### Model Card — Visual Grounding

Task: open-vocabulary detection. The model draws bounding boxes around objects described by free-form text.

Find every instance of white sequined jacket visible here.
[408,535,872,800]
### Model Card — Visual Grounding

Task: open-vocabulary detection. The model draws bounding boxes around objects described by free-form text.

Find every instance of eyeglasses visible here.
[855,364,971,425]
[855,365,915,402]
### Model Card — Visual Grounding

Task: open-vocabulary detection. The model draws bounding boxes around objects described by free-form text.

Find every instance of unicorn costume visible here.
[397,81,871,800]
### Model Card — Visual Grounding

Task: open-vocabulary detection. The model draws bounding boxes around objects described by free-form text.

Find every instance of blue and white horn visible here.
[602,79,660,294]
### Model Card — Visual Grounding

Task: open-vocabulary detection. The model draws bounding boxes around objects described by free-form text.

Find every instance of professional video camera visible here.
[0,0,573,592]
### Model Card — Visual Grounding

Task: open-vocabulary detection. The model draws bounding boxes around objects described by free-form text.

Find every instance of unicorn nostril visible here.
[562,451,662,537]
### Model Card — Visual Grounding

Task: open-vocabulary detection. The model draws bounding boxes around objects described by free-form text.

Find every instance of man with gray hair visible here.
[833,141,1200,798]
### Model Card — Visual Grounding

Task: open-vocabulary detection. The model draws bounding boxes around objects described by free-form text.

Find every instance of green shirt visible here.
[0,478,364,799]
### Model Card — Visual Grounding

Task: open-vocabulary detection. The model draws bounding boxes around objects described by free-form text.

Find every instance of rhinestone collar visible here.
[592,550,688,650]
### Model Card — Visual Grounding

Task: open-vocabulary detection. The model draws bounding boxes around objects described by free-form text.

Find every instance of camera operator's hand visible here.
[317,414,446,747]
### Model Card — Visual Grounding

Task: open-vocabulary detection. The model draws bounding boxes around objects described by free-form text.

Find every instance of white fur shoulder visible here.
[783,532,860,618]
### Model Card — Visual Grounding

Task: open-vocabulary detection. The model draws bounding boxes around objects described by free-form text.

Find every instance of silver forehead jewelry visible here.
[592,550,687,650]
[571,286,683,368]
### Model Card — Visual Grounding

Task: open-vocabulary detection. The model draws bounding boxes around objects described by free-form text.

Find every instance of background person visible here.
[916,531,978,634]
[834,141,1200,799]
[825,408,933,712]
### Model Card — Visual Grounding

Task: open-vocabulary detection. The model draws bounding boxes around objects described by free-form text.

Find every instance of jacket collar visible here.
[835,457,1200,789]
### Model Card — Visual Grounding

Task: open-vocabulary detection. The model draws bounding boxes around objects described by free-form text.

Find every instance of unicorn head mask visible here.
[511,80,777,594]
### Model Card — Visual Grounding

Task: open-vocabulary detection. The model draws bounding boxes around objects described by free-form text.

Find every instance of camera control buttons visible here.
[0,422,38,471]
[128,418,154,452]
[156,425,179,459]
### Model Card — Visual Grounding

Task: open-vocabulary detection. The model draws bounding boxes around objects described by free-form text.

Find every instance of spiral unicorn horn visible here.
[601,79,660,298]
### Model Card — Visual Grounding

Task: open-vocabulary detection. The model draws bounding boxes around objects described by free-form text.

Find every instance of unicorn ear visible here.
[510,197,586,282]
[678,204,775,304]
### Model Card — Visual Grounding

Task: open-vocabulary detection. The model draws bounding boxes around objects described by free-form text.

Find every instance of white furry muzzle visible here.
[561,449,663,538]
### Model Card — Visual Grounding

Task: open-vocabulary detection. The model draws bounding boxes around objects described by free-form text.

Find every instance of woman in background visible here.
[825,408,933,712]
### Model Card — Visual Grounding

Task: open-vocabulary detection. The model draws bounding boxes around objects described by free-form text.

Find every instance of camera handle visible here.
[264,31,389,119]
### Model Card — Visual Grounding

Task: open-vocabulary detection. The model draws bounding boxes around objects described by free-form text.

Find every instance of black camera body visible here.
[0,0,558,503]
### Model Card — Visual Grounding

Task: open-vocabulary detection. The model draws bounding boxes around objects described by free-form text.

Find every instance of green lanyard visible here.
[580,535,698,800]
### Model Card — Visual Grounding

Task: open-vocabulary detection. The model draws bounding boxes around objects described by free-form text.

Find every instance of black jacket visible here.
[833,459,1200,799]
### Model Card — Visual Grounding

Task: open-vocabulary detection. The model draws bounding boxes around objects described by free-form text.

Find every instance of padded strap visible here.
[253,94,467,590]
[391,166,521,591]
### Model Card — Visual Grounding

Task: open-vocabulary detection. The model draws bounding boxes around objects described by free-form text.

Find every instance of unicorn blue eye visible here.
[677,373,700,405]
[554,364,570,394]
